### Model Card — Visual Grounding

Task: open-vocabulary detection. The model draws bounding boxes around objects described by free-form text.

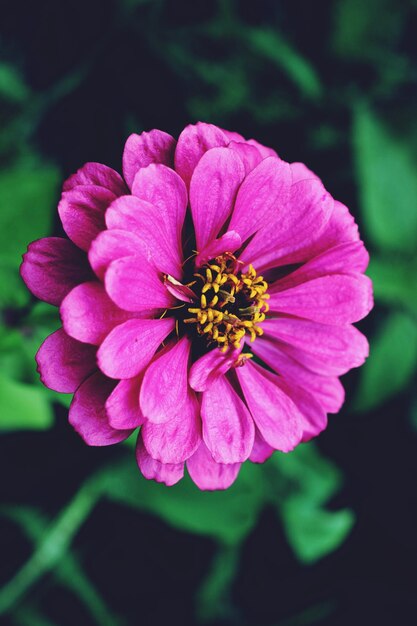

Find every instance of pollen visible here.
[184,253,270,352]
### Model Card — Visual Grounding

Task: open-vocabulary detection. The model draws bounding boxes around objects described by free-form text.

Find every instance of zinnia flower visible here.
[21,123,373,490]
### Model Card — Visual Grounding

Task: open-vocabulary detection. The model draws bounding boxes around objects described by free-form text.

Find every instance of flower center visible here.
[184,253,269,352]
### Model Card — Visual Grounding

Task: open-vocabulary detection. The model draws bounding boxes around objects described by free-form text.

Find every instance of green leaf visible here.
[102,458,265,546]
[0,63,30,103]
[246,28,322,100]
[354,311,417,411]
[353,104,417,253]
[0,374,53,431]
[280,500,354,564]
[368,255,417,312]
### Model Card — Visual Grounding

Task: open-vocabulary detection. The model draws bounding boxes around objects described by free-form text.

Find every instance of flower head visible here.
[21,123,373,490]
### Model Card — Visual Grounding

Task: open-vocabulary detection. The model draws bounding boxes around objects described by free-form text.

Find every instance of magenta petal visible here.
[58,185,117,252]
[174,122,229,187]
[123,130,176,189]
[251,337,344,413]
[61,282,132,345]
[274,377,328,443]
[97,318,174,379]
[136,434,184,486]
[63,162,127,196]
[249,430,274,463]
[228,157,292,242]
[106,195,183,278]
[142,388,201,463]
[140,337,191,424]
[268,274,373,325]
[290,161,318,183]
[36,328,97,393]
[261,318,369,376]
[105,255,175,312]
[164,275,195,303]
[189,346,242,392]
[236,361,303,452]
[132,164,187,257]
[201,375,254,463]
[239,178,334,272]
[269,242,369,293]
[246,138,278,159]
[187,442,241,491]
[21,237,91,306]
[69,372,133,446]
[195,231,242,268]
[227,141,264,174]
[190,147,245,251]
[106,376,145,429]
[88,229,143,280]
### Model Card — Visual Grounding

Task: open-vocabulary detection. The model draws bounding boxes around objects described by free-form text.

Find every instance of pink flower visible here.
[21,123,373,490]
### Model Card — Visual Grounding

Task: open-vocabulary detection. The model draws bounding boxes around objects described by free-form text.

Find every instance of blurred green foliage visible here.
[1,0,417,624]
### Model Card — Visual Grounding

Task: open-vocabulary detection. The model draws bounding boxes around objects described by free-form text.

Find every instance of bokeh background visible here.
[1,1,417,625]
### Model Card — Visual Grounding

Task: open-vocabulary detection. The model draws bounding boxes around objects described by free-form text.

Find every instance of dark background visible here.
[1,1,417,625]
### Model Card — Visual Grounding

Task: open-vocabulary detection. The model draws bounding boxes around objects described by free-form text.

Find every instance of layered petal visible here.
[175,122,229,187]
[201,375,254,463]
[106,376,145,429]
[140,337,191,424]
[142,388,201,463]
[189,345,242,392]
[190,147,245,251]
[195,231,242,268]
[36,328,97,393]
[239,178,334,272]
[97,318,174,379]
[61,282,133,345]
[249,430,274,463]
[58,185,117,251]
[123,129,176,189]
[105,254,175,312]
[21,237,92,306]
[229,157,292,243]
[136,434,184,486]
[88,229,143,280]
[227,141,264,174]
[63,162,127,196]
[268,274,373,325]
[274,377,328,443]
[69,372,132,445]
[187,442,241,491]
[236,361,303,452]
[105,195,182,277]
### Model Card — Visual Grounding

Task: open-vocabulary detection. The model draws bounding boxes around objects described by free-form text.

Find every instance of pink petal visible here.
[269,242,369,294]
[105,195,183,278]
[186,442,241,491]
[136,434,184,486]
[123,129,176,189]
[189,345,242,392]
[249,430,274,463]
[227,141,264,174]
[164,275,196,303]
[36,328,97,393]
[105,254,175,312]
[88,229,143,280]
[190,147,245,251]
[131,164,187,259]
[251,337,345,413]
[97,318,174,379]
[105,376,145,429]
[290,161,318,182]
[201,375,254,463]
[58,185,117,252]
[246,138,278,159]
[142,388,201,463]
[268,274,373,325]
[195,231,242,268]
[69,372,132,446]
[236,361,303,452]
[140,337,191,424]
[174,122,229,187]
[274,377,328,443]
[63,162,127,196]
[21,237,92,306]
[239,178,334,272]
[229,157,292,243]
[261,318,369,376]
[60,282,133,345]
